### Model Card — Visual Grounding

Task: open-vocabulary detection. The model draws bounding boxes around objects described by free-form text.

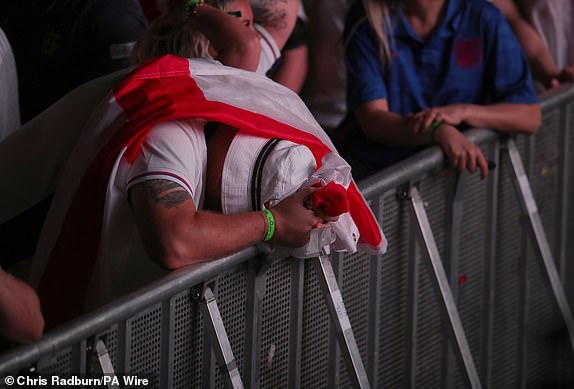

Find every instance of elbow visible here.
[356,114,380,142]
[156,239,205,270]
[521,105,542,135]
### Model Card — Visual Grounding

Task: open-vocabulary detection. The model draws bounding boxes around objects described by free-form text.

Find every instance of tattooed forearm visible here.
[250,0,289,30]
[143,179,192,208]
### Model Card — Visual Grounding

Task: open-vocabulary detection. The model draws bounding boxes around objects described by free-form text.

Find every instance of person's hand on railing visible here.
[270,186,324,247]
[408,104,469,134]
[433,123,489,179]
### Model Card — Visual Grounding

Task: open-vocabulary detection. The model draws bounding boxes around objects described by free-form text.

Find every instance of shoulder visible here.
[144,120,206,149]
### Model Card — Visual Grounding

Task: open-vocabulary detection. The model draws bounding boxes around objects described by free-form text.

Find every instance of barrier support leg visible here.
[94,339,120,389]
[200,286,245,389]
[505,138,574,352]
[408,186,482,389]
[312,254,371,389]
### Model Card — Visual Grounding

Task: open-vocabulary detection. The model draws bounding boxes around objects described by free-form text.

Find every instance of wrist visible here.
[425,122,442,145]
[433,123,454,145]
[262,209,276,242]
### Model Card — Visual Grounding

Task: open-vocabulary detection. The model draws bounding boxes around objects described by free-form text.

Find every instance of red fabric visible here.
[38,55,384,328]
[311,182,350,217]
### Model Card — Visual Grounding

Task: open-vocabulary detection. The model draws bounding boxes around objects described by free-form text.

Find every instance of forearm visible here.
[271,45,308,92]
[0,271,44,343]
[462,103,541,134]
[492,0,560,87]
[191,4,261,70]
[167,210,266,267]
[507,18,559,87]
[356,103,428,146]
[131,181,265,269]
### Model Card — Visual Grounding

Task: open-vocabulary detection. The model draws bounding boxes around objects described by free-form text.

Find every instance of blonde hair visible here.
[359,0,395,67]
[131,0,234,64]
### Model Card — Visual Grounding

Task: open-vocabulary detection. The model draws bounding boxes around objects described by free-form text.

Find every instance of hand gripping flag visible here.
[31,55,387,328]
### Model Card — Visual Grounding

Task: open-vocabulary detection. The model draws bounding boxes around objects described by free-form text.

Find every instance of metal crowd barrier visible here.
[0,86,573,389]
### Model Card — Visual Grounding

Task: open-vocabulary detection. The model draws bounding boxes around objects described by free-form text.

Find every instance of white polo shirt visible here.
[86,119,206,309]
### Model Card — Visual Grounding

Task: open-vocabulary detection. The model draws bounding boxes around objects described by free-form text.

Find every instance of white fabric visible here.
[0,27,20,141]
[177,59,385,254]
[87,119,207,309]
[221,136,316,213]
[254,24,281,74]
[524,0,574,69]
[221,134,360,258]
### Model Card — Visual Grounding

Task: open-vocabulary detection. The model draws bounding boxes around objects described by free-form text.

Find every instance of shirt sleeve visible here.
[485,8,539,104]
[254,24,282,75]
[345,19,389,112]
[124,120,206,207]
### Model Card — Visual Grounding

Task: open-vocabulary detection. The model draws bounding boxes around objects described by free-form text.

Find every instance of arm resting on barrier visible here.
[129,180,321,269]
[355,99,490,178]
[409,103,541,135]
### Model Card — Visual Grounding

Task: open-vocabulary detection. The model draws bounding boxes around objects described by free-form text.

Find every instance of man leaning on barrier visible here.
[25,55,386,330]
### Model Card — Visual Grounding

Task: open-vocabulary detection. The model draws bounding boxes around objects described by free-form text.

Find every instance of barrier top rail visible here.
[0,84,572,375]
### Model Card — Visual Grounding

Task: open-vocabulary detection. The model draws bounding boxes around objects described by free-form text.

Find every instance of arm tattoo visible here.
[250,0,289,30]
[144,179,192,208]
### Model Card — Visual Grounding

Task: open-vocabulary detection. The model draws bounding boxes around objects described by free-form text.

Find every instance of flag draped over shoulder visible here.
[34,55,387,328]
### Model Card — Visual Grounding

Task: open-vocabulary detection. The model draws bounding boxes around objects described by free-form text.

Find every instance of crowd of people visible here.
[0,0,571,345]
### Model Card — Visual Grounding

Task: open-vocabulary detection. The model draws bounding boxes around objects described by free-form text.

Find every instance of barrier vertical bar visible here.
[409,186,483,389]
[95,340,120,389]
[244,258,267,389]
[505,138,574,352]
[326,253,342,389]
[481,141,500,389]
[367,196,384,387]
[117,321,128,377]
[405,212,420,389]
[442,173,466,389]
[201,286,245,389]
[558,105,571,283]
[160,299,173,389]
[287,258,305,389]
[313,254,372,389]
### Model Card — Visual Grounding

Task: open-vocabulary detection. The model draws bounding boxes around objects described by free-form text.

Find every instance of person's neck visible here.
[402,0,448,39]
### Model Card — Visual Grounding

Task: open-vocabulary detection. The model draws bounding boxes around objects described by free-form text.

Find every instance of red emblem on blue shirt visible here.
[453,38,482,70]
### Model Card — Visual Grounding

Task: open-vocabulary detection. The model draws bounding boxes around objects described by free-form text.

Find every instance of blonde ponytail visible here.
[361,0,394,67]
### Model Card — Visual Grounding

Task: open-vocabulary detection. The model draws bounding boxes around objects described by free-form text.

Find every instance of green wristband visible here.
[425,121,442,145]
[263,209,275,242]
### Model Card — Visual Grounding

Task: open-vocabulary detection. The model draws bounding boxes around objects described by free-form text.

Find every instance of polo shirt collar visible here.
[393,0,463,41]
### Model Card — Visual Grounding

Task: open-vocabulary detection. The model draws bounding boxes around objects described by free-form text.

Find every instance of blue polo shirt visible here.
[344,0,538,169]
